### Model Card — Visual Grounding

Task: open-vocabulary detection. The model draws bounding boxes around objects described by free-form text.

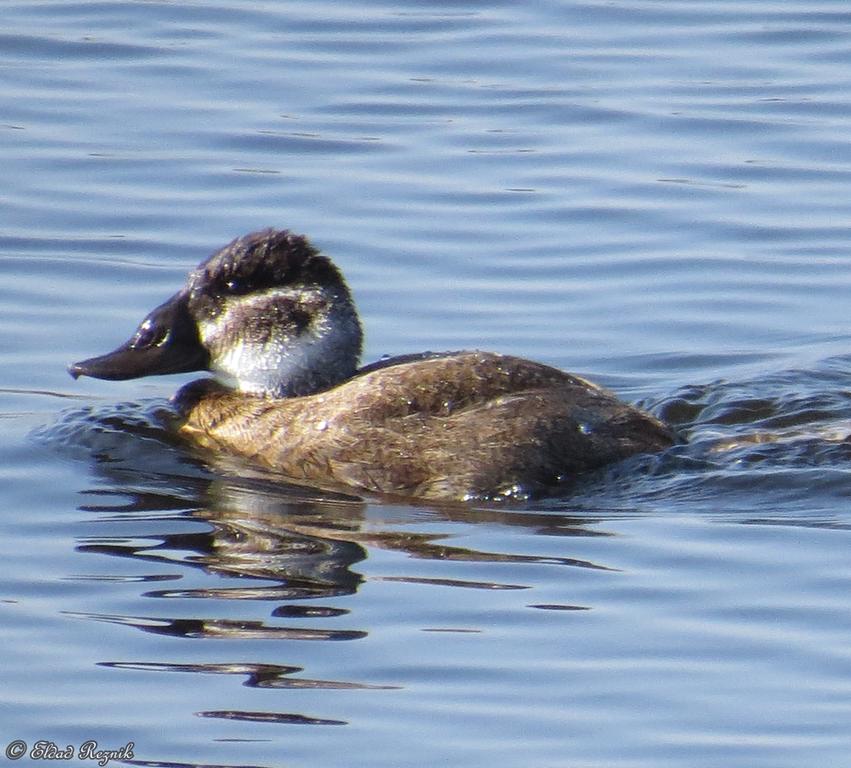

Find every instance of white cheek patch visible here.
[196,286,359,396]
[202,320,303,395]
[215,339,248,378]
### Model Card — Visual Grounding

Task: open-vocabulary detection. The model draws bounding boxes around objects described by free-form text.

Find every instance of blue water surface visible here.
[3,2,851,767]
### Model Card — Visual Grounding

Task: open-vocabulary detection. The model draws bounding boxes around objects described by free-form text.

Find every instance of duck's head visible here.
[69,228,363,397]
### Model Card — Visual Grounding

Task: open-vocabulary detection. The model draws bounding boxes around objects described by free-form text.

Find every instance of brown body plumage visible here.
[176,351,674,500]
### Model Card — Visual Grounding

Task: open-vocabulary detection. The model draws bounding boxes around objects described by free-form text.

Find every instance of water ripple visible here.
[65,612,367,642]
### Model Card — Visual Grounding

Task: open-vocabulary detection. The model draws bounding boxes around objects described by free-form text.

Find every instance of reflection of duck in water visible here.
[69,228,676,501]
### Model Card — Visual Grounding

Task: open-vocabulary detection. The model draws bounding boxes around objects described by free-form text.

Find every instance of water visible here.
[3,1,851,766]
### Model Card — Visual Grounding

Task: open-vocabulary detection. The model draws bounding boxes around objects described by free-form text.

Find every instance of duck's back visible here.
[175,351,676,500]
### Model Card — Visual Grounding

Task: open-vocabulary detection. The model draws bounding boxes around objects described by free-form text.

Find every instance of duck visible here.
[69,228,677,501]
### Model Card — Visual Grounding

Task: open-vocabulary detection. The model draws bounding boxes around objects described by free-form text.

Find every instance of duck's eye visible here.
[132,319,166,349]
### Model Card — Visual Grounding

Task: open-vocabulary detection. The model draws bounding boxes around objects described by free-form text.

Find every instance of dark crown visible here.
[187,228,345,300]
